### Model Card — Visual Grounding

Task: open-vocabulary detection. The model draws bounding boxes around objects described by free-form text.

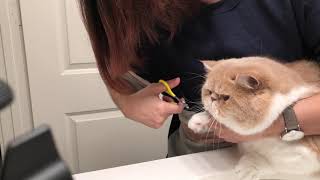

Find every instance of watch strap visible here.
[282,104,301,132]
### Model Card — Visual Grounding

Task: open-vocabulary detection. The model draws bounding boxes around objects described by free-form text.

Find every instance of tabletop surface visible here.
[73,147,316,180]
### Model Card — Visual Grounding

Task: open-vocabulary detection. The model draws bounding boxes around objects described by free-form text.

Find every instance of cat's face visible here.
[201,57,304,135]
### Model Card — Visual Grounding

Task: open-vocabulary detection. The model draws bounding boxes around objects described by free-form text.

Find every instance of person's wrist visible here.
[117,93,132,117]
[292,100,307,134]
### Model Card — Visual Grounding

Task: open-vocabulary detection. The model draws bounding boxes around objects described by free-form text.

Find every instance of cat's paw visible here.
[235,155,265,180]
[188,112,211,134]
[235,164,261,180]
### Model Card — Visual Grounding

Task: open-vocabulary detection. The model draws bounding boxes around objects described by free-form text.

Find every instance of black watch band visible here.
[282,104,301,132]
[281,103,304,141]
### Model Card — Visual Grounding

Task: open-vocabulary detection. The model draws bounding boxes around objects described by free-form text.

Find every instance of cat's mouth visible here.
[205,109,220,122]
[204,101,219,117]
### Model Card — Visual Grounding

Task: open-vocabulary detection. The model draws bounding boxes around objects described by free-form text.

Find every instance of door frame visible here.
[0,0,33,145]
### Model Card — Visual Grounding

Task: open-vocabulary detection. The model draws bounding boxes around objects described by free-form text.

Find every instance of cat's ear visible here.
[235,74,260,90]
[201,60,218,71]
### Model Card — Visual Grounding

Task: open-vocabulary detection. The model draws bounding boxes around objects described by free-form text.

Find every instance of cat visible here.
[188,57,320,180]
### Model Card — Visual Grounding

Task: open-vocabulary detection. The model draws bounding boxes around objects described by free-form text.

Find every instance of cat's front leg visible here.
[235,153,272,180]
[188,111,212,134]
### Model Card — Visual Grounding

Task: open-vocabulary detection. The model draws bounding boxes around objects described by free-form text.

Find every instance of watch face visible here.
[282,130,305,141]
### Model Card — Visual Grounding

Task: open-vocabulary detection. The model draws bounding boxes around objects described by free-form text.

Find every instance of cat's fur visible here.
[188,57,320,179]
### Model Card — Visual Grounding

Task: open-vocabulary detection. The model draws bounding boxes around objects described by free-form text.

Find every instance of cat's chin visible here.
[206,111,267,136]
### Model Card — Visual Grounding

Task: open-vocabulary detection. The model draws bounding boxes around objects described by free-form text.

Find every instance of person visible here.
[79,0,320,157]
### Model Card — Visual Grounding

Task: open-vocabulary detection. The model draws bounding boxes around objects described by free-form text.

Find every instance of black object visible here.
[1,125,73,180]
[162,92,180,104]
[0,80,13,168]
[0,80,13,111]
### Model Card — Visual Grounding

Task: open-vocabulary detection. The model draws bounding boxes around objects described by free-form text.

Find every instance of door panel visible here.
[20,0,170,173]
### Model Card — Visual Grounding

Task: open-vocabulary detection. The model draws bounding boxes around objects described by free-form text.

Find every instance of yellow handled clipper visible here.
[159,79,189,109]
[159,80,177,98]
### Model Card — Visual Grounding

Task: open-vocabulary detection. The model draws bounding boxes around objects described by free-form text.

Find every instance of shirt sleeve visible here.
[291,0,320,61]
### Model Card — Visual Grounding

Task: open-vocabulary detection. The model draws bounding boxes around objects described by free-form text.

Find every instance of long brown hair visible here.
[78,0,200,92]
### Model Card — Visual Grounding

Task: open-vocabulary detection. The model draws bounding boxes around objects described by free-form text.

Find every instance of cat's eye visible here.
[221,95,230,101]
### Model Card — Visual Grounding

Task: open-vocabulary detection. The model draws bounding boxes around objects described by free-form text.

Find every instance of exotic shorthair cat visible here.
[188,57,320,179]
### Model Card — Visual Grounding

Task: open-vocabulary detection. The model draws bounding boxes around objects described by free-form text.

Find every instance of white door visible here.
[20,0,170,173]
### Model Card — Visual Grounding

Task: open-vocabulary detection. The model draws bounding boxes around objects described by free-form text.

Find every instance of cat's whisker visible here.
[183,76,205,82]
[212,117,219,150]
[188,106,205,113]
[183,100,205,112]
[185,103,203,108]
[191,85,204,95]
[187,105,204,111]
[186,102,202,105]
[190,109,205,114]
[205,119,216,151]
[184,72,207,80]
[188,103,204,108]
[217,122,222,149]
[193,109,205,113]
[183,99,205,112]
[184,99,202,105]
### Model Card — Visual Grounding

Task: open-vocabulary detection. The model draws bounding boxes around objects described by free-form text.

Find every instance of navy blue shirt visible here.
[138,0,320,136]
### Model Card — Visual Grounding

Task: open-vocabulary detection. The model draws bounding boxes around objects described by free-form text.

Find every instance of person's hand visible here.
[209,117,284,143]
[118,77,184,129]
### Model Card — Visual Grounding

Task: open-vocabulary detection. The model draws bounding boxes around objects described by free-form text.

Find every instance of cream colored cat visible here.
[188,57,320,180]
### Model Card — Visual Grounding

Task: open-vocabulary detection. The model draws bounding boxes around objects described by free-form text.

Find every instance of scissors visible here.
[122,71,190,110]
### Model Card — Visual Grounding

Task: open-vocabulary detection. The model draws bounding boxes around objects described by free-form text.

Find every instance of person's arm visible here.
[273,0,320,137]
[266,93,320,137]
[108,78,184,129]
[291,94,320,135]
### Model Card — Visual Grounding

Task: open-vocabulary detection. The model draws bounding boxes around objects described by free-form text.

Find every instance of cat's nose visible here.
[211,96,217,101]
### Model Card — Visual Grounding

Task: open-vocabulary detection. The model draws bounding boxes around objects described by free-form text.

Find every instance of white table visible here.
[73,147,239,180]
[73,147,314,180]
